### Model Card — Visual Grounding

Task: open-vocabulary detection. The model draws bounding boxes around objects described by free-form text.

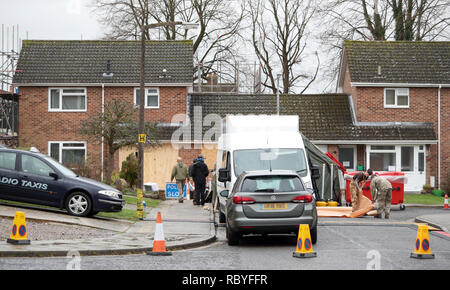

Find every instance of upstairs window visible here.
[134,88,159,108]
[49,88,86,112]
[384,88,409,108]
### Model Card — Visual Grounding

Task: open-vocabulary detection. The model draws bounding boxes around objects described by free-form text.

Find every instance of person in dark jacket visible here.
[191,154,209,206]
[189,158,197,204]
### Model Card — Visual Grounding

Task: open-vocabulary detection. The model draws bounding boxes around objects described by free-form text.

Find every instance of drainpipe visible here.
[438,85,441,189]
[101,83,105,182]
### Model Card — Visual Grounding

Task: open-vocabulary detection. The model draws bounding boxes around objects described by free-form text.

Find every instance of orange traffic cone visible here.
[293,224,317,258]
[7,211,31,245]
[410,224,435,259]
[147,212,172,256]
[444,194,449,209]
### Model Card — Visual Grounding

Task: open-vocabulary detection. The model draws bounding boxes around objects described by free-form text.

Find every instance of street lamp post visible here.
[276,74,281,115]
[137,22,198,219]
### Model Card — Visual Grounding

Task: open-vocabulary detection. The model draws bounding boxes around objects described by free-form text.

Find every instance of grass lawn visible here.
[0,195,161,222]
[404,193,445,205]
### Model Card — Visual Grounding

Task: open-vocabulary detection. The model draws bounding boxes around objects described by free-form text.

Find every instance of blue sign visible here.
[165,182,187,199]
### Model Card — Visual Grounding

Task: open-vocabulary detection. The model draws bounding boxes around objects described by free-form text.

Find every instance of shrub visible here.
[120,153,138,189]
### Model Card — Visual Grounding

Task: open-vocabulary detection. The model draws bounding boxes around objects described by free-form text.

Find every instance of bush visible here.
[120,153,138,189]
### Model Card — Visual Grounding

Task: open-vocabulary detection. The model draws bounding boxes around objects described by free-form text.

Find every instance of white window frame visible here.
[48,88,87,112]
[48,141,87,165]
[384,88,410,108]
[366,144,426,174]
[134,87,160,109]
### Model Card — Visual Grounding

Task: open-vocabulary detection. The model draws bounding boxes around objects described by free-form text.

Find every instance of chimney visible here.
[102,60,114,78]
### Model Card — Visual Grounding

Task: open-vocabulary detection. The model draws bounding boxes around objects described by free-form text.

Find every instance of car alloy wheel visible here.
[66,192,91,217]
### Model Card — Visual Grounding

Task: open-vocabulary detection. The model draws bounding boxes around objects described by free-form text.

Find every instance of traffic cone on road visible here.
[7,211,31,245]
[147,212,172,256]
[293,224,317,258]
[410,224,435,259]
[444,194,449,209]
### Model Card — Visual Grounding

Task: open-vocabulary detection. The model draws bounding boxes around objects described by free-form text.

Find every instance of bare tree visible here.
[318,0,450,91]
[91,0,246,83]
[248,0,320,94]
[80,100,160,185]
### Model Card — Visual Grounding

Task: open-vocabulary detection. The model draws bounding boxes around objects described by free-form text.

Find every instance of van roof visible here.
[218,131,304,150]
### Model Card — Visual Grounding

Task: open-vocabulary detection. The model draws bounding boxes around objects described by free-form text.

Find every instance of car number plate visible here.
[261,203,288,210]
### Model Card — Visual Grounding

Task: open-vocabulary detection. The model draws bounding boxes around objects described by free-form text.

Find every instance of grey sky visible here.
[0,0,102,41]
[0,0,332,93]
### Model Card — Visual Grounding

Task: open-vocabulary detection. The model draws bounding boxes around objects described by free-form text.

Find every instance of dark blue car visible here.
[0,148,125,217]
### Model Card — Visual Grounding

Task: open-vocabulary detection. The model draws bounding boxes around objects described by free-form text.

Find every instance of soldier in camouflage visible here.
[368,169,393,219]
[350,171,369,212]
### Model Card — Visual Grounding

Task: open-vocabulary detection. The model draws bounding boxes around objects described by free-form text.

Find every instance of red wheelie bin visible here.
[345,171,406,210]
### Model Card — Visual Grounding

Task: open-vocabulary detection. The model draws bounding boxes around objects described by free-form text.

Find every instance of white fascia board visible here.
[13,83,192,87]
[350,82,450,88]
[312,140,438,145]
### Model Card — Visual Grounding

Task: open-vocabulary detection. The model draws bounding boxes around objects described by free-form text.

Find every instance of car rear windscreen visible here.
[241,175,304,192]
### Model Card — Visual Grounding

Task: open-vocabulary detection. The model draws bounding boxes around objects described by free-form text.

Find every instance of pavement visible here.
[0,200,449,257]
[0,198,216,257]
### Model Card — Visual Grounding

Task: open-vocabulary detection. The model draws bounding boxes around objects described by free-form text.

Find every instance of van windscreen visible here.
[233,148,307,177]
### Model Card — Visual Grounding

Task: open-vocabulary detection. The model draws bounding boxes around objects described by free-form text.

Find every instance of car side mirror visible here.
[49,172,59,180]
[218,168,231,182]
[219,190,230,198]
[311,166,320,180]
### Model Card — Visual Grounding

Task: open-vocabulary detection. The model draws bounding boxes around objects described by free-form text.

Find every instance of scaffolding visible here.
[0,24,20,146]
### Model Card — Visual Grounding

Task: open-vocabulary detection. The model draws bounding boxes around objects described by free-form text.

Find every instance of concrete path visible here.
[0,199,216,257]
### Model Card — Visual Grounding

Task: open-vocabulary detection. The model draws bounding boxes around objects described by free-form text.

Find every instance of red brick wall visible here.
[345,84,448,189]
[17,86,188,180]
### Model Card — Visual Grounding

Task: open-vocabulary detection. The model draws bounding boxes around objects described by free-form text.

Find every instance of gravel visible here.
[0,217,117,241]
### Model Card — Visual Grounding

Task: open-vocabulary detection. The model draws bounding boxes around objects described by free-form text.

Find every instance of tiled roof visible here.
[13,40,193,85]
[188,93,436,142]
[344,40,450,84]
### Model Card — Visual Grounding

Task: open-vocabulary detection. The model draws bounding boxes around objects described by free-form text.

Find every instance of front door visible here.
[401,146,425,192]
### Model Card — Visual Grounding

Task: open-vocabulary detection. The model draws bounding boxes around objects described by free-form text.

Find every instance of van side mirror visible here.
[219,190,229,198]
[311,166,320,179]
[218,168,231,182]
[49,172,59,180]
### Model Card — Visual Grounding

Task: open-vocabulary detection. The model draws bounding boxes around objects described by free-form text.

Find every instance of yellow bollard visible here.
[410,224,435,259]
[7,211,31,245]
[293,224,317,258]
[136,188,144,220]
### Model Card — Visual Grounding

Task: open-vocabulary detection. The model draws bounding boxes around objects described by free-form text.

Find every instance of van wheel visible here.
[65,192,92,217]
[226,223,240,246]
[310,226,317,244]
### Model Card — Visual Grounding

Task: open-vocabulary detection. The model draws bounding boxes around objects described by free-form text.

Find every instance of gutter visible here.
[350,82,450,88]
[12,82,192,87]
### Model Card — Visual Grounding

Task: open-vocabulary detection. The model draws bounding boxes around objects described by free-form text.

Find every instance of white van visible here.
[215,115,317,222]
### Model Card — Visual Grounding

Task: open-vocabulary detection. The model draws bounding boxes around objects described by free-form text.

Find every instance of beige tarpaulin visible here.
[317,191,375,218]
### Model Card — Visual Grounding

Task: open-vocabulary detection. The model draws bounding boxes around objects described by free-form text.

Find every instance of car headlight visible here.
[98,190,121,199]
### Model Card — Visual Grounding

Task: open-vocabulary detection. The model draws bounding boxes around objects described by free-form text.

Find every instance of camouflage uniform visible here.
[370,175,392,219]
[350,172,367,212]
[349,181,359,211]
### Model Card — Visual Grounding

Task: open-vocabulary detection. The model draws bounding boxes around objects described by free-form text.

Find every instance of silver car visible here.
[220,170,318,246]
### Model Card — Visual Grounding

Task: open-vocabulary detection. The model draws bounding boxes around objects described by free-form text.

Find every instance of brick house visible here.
[336,41,449,192]
[11,39,449,194]
[12,40,194,188]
